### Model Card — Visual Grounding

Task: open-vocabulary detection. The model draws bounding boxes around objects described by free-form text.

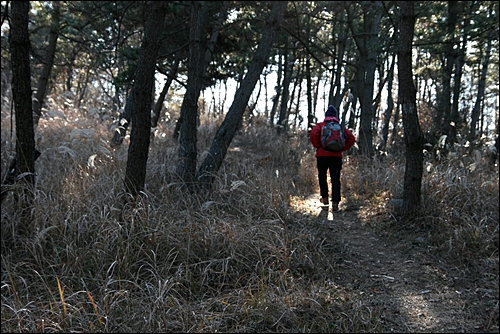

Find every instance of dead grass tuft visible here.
[1,99,498,332]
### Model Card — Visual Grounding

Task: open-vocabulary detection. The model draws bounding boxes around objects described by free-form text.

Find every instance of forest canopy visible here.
[1,1,498,139]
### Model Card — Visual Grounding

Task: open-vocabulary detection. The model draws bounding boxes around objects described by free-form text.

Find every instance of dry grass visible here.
[344,147,498,268]
[1,97,498,332]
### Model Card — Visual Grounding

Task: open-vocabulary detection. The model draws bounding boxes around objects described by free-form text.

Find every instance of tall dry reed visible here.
[1,103,498,332]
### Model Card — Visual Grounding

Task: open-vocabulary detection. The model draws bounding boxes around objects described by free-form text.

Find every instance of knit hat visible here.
[325,105,338,118]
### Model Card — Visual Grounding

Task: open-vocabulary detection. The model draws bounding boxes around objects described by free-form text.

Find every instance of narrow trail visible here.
[296,194,498,333]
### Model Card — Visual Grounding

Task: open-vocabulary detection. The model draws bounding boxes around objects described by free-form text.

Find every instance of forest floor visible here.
[292,193,499,333]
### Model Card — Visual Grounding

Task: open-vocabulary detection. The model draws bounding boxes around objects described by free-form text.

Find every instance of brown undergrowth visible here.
[1,102,498,332]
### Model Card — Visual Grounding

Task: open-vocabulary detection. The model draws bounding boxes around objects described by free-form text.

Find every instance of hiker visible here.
[309,105,356,211]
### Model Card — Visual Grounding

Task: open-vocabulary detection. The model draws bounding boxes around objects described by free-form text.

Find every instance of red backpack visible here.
[320,120,346,152]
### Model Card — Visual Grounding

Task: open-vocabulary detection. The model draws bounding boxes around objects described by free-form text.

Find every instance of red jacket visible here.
[310,117,356,157]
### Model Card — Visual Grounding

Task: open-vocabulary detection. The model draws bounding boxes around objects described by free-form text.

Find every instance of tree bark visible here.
[331,2,347,109]
[269,49,283,128]
[469,29,493,141]
[173,1,227,141]
[197,1,287,188]
[176,1,210,186]
[123,1,167,198]
[447,10,468,145]
[277,39,293,135]
[348,68,360,131]
[378,53,396,152]
[435,1,458,137]
[306,57,315,132]
[398,1,424,218]
[151,58,179,128]
[349,1,383,158]
[291,58,303,130]
[390,100,401,148]
[32,0,60,127]
[9,1,36,226]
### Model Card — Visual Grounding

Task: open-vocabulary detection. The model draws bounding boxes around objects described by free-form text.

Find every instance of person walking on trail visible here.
[309,105,356,211]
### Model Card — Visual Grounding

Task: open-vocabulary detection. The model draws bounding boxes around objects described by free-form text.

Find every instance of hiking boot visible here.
[320,197,329,205]
[331,202,339,211]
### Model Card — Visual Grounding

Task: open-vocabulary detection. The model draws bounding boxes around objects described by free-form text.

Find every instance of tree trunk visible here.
[378,53,396,152]
[292,60,304,130]
[173,1,227,139]
[151,58,179,128]
[390,100,401,148]
[306,57,315,132]
[76,65,90,109]
[447,10,469,145]
[173,1,227,141]
[348,68,360,131]
[351,1,383,157]
[313,63,321,116]
[373,59,390,133]
[9,1,36,228]
[469,29,493,141]
[362,0,382,158]
[66,43,83,92]
[435,1,458,137]
[123,1,167,198]
[349,1,383,158]
[398,1,424,219]
[269,50,283,128]
[196,1,287,188]
[332,2,347,109]
[176,1,210,187]
[277,40,293,135]
[32,0,60,127]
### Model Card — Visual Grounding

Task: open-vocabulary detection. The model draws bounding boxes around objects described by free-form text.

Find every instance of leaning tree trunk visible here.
[151,58,179,128]
[32,0,60,127]
[123,1,167,199]
[8,1,36,229]
[196,1,287,188]
[347,68,360,131]
[398,1,424,219]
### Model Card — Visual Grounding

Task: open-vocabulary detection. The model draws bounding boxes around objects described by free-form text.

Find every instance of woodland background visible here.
[1,1,499,332]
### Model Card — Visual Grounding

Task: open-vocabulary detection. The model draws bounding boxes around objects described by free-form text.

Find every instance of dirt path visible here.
[296,194,498,333]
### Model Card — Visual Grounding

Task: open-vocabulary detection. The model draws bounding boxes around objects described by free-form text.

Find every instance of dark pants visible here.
[317,156,343,203]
